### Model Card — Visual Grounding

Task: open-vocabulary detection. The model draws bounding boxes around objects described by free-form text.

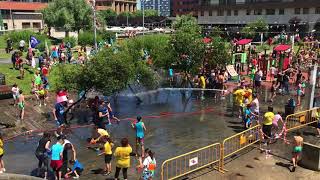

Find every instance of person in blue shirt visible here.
[50,136,64,180]
[53,101,68,127]
[132,116,147,157]
[64,159,84,179]
[243,104,258,129]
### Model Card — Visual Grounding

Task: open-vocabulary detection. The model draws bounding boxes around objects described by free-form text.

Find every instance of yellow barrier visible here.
[161,143,221,180]
[220,125,261,171]
[285,107,320,131]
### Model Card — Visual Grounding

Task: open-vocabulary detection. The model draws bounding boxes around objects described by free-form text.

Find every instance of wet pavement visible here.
[1,85,314,179]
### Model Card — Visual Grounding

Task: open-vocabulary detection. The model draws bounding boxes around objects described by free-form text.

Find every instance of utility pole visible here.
[142,0,145,36]
[309,63,318,109]
[92,0,97,51]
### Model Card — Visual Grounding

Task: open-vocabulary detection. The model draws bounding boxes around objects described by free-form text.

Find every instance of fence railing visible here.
[286,107,319,131]
[220,124,261,171]
[161,143,221,180]
[160,108,320,179]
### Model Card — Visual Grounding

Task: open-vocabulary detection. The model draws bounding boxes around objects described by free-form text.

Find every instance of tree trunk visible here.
[63,90,88,125]
[65,31,69,37]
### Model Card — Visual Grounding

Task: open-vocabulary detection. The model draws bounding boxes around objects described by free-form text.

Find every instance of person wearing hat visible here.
[132,116,147,158]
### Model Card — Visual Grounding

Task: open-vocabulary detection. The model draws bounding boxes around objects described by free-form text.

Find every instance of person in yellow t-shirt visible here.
[98,136,114,176]
[233,88,245,118]
[0,133,5,173]
[91,126,109,144]
[263,106,275,144]
[114,138,136,180]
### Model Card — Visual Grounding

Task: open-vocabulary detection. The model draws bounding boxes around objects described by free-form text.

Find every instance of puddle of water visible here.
[2,88,312,179]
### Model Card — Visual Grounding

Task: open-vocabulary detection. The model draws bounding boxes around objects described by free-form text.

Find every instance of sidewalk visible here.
[189,126,320,180]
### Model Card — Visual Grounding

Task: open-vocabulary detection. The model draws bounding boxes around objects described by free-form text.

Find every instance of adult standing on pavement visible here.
[114,138,136,180]
[35,132,51,179]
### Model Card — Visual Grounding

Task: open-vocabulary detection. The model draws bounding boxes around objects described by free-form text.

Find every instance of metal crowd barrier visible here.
[161,143,221,180]
[285,107,320,132]
[220,125,261,171]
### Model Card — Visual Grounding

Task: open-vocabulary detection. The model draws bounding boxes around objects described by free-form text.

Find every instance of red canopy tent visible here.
[236,39,252,45]
[202,37,212,44]
[274,44,291,51]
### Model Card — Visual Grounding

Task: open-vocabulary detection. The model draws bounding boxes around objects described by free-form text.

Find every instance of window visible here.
[217,9,224,16]
[246,9,251,15]
[33,22,41,29]
[200,11,204,16]
[22,22,31,29]
[303,8,309,14]
[294,8,300,14]
[279,8,284,15]
[316,7,320,14]
[227,10,231,16]
[3,23,7,30]
[234,10,238,16]
[266,9,275,15]
[209,11,212,16]
[254,9,262,15]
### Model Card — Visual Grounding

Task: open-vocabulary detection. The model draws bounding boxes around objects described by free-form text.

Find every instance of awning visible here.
[236,39,252,45]
[202,37,212,44]
[274,44,291,51]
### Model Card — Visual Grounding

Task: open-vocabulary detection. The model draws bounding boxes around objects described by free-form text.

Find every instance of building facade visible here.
[197,0,320,29]
[142,0,171,17]
[0,0,137,31]
[92,0,137,13]
[171,0,198,17]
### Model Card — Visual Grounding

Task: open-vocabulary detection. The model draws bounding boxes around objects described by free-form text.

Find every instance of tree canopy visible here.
[42,0,92,36]
[241,19,268,38]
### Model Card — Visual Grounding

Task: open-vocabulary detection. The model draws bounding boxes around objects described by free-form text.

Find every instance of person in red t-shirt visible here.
[41,65,49,77]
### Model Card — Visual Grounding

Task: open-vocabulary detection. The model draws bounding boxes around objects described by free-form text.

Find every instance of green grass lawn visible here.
[0,64,35,95]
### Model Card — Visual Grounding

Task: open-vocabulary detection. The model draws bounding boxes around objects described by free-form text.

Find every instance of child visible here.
[296,81,302,106]
[0,133,5,173]
[142,149,156,180]
[98,136,113,176]
[64,160,83,179]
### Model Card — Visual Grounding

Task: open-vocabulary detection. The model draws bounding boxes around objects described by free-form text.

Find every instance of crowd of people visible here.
[2,32,319,179]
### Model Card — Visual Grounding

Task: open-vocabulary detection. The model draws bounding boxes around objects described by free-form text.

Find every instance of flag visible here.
[45,40,49,55]
[30,36,40,48]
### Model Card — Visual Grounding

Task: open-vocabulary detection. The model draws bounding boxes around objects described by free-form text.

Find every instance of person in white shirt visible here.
[11,83,19,106]
[250,93,260,122]
[142,149,156,180]
[19,40,25,52]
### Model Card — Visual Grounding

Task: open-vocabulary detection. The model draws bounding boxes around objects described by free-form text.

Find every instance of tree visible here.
[170,15,206,86]
[42,0,92,36]
[133,9,158,17]
[241,19,268,38]
[206,36,231,68]
[99,9,117,25]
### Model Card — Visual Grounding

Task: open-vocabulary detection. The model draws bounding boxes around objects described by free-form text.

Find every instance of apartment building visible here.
[197,0,319,30]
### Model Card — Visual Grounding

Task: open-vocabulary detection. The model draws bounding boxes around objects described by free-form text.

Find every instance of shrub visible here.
[63,36,77,47]
[78,31,102,46]
[99,30,116,43]
[4,30,51,52]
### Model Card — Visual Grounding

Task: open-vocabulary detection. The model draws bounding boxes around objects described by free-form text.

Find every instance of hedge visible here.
[4,30,52,52]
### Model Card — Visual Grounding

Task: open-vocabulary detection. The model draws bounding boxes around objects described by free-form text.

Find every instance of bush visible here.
[4,30,51,52]
[63,36,77,47]
[98,30,115,43]
[78,31,102,46]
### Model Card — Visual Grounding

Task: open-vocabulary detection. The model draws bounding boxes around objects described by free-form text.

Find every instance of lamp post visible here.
[142,0,145,35]
[92,0,97,51]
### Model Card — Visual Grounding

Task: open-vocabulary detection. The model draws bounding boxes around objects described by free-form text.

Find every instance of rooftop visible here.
[0,1,47,11]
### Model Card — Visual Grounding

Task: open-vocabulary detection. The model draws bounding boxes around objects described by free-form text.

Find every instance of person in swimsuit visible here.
[18,90,25,121]
[106,101,120,124]
[291,131,303,172]
[132,116,147,158]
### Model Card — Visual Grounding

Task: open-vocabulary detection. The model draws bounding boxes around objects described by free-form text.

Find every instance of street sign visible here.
[189,157,198,167]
